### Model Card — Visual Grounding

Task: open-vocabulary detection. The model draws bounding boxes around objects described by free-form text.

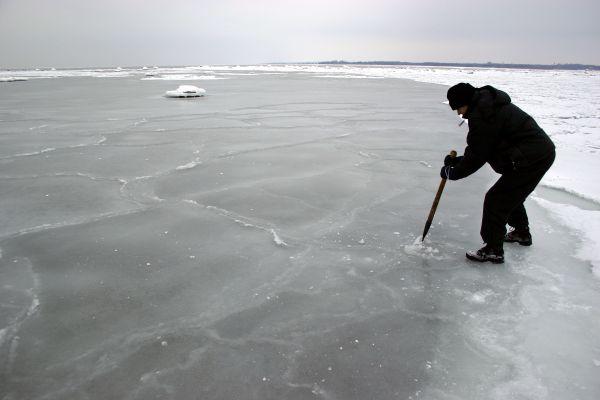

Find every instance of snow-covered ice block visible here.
[0,77,28,82]
[164,85,206,98]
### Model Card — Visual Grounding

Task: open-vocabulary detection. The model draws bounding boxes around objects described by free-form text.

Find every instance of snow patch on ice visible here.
[533,196,600,278]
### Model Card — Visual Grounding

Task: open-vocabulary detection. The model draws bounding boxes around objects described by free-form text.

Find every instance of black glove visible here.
[440,165,457,180]
[444,154,463,167]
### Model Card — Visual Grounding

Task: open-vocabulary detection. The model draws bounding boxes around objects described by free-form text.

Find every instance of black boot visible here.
[504,227,532,246]
[466,244,505,264]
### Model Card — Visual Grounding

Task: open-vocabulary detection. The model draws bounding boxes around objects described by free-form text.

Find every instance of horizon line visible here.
[2,60,599,72]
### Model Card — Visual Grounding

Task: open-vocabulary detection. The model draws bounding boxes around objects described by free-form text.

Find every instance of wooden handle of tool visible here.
[433,149,457,202]
[421,150,457,241]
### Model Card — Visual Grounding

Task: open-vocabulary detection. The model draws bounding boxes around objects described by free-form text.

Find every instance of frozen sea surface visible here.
[1,73,599,399]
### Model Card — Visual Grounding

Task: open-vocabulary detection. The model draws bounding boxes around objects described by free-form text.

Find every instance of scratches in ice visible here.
[183,199,289,247]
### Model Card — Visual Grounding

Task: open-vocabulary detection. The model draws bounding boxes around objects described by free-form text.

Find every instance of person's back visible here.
[465,85,555,174]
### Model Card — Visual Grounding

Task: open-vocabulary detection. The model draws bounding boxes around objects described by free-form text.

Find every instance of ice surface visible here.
[195,64,599,285]
[1,72,599,399]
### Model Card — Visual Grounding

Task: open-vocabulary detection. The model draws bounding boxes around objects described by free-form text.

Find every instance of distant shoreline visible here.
[2,62,599,72]
[313,60,600,71]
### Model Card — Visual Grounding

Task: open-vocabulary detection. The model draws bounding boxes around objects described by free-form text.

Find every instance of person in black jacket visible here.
[441,83,555,263]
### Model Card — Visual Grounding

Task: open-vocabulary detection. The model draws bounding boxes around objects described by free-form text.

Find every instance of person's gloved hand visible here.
[440,166,457,180]
[444,154,463,167]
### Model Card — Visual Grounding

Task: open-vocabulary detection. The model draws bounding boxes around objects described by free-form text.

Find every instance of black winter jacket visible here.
[449,85,555,180]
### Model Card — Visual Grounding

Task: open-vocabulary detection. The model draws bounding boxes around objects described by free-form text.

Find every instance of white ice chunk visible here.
[0,77,28,82]
[164,85,206,98]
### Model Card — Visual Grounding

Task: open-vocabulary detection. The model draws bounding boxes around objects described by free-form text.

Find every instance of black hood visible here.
[468,85,511,118]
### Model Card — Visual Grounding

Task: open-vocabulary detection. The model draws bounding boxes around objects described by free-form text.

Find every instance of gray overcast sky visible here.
[1,0,599,68]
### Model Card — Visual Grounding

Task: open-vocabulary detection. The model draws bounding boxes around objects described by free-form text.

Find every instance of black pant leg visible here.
[480,152,555,248]
[507,203,529,230]
[481,176,525,248]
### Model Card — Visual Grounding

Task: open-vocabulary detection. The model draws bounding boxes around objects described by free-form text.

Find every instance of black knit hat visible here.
[447,83,476,110]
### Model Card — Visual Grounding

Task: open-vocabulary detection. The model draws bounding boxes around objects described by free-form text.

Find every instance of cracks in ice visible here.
[0,208,148,243]
[183,199,290,248]
[211,133,361,161]
[0,257,41,375]
[0,136,107,160]
[0,172,148,238]
[0,171,127,188]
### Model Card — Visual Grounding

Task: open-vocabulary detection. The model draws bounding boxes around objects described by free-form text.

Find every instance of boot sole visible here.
[504,239,532,246]
[465,252,505,264]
